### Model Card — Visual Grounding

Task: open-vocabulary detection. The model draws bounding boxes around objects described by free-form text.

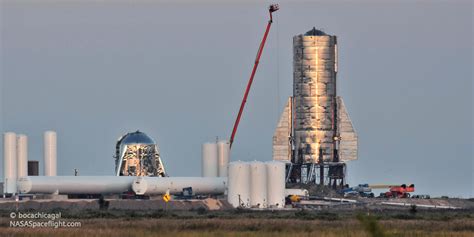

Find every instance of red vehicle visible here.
[380,184,415,198]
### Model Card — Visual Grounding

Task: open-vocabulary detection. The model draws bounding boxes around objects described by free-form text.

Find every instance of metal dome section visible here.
[114,131,166,177]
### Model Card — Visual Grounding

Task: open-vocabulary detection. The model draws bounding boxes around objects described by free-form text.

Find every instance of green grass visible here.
[1,216,473,237]
[0,209,473,237]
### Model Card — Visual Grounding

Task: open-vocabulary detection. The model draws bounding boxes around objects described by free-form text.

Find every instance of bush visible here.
[356,213,388,237]
[196,207,207,215]
[410,204,417,214]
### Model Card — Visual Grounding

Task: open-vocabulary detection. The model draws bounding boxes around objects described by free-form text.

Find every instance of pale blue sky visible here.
[1,0,472,197]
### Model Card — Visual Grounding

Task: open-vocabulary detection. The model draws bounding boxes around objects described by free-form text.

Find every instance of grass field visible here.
[1,209,473,237]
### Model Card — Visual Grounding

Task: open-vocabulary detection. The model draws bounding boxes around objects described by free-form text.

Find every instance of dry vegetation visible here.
[0,209,473,237]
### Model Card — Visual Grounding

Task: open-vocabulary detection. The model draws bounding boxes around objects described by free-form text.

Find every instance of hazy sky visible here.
[1,0,472,197]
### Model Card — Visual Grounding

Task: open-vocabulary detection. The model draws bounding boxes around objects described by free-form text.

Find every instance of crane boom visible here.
[229,4,279,149]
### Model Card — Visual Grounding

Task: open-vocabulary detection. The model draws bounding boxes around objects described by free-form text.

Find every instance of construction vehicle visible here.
[378,184,415,198]
[341,184,374,198]
[229,4,279,148]
[411,194,430,199]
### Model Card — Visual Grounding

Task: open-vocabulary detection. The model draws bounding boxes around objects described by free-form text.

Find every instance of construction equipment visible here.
[341,184,374,198]
[229,4,279,148]
[379,184,415,198]
[341,184,415,198]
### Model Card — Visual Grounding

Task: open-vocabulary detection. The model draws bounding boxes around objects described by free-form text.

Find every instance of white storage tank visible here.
[227,161,250,208]
[17,134,28,178]
[217,141,230,177]
[266,161,286,208]
[249,161,267,208]
[44,131,57,176]
[3,132,17,194]
[202,143,218,177]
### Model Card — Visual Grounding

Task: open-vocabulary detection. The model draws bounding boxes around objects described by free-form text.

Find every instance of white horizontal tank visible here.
[227,161,250,208]
[202,143,218,177]
[132,177,227,195]
[266,161,286,208]
[249,161,267,208]
[17,176,135,194]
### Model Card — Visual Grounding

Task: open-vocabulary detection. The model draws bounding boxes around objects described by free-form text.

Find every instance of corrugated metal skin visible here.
[272,97,292,162]
[337,96,358,161]
[293,34,337,162]
[115,131,166,177]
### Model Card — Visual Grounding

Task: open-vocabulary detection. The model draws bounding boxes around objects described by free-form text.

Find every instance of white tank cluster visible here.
[202,141,230,177]
[227,161,286,209]
[2,131,57,195]
[5,132,227,197]
[4,130,286,207]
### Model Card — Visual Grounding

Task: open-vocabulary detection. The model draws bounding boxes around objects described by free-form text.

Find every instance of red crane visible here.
[229,4,279,149]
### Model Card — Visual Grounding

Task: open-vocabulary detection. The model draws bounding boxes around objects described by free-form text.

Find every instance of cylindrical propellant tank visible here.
[293,28,338,163]
[132,177,227,195]
[17,176,135,194]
